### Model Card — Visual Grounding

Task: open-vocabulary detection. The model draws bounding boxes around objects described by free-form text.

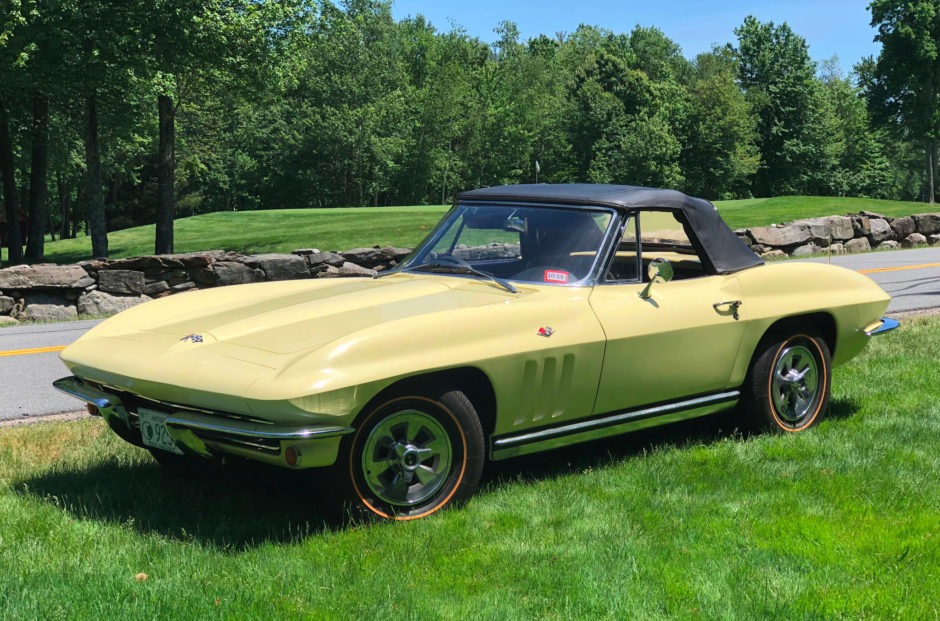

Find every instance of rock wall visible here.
[0,246,410,325]
[736,210,940,259]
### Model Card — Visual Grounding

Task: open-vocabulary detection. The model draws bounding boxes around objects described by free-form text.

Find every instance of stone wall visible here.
[0,246,410,325]
[736,210,940,259]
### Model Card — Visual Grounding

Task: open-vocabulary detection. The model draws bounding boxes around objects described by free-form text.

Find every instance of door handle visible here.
[713,300,742,320]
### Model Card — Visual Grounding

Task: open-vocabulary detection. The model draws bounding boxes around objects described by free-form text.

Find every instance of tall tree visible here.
[0,97,23,265]
[0,1,29,265]
[733,16,819,196]
[146,0,301,253]
[66,1,140,259]
[156,93,175,254]
[866,1,940,204]
[25,93,49,261]
[681,50,758,199]
[84,92,107,258]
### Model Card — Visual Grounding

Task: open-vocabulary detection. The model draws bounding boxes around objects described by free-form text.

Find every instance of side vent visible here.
[514,354,576,425]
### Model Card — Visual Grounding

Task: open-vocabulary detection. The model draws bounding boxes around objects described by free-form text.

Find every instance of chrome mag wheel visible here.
[771,342,820,423]
[360,409,454,507]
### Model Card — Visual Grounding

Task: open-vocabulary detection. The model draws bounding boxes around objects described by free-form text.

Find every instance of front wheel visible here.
[347,390,484,520]
[746,330,832,432]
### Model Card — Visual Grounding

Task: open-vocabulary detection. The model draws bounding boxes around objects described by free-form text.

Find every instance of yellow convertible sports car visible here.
[54,184,897,520]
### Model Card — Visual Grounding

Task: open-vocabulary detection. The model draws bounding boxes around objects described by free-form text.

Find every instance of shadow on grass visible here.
[17,399,859,547]
[16,456,350,549]
[826,397,861,421]
[482,398,861,488]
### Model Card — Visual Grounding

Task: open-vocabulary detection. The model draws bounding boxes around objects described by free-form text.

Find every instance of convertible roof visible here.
[457,184,764,274]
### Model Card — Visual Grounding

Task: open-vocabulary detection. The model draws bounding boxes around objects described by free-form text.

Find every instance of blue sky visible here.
[390,0,880,74]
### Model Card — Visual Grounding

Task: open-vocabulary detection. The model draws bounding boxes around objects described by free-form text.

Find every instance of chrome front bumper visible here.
[864,317,900,337]
[53,376,353,468]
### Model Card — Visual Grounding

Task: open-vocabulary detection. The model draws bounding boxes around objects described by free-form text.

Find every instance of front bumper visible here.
[53,375,353,469]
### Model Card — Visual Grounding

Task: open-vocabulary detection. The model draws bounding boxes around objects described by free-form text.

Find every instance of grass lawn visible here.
[1,316,937,618]
[4,195,937,265]
[714,195,933,230]
[2,205,450,265]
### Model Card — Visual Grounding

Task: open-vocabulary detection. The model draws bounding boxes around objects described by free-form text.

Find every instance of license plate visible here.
[138,408,183,455]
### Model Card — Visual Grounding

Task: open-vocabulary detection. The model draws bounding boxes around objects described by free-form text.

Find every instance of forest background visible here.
[0,0,937,263]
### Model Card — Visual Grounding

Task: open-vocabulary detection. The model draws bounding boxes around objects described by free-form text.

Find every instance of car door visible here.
[589,210,748,415]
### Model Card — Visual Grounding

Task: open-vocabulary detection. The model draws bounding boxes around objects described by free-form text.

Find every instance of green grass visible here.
[1,317,937,618]
[4,196,936,265]
[4,205,450,265]
[715,195,933,230]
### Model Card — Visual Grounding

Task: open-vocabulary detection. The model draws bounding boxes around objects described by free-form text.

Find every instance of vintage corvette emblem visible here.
[537,326,554,337]
[180,334,204,343]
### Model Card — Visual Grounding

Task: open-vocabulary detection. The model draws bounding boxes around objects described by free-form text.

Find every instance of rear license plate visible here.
[138,408,183,455]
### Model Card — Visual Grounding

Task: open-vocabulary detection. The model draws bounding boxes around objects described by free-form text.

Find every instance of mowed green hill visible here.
[6,196,935,265]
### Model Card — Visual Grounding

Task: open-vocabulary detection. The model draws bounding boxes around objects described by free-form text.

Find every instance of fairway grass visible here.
[1,318,937,618]
[5,195,936,265]
[714,195,932,229]
[4,205,450,265]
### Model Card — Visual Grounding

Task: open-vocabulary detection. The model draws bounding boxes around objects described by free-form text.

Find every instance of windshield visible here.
[400,203,615,285]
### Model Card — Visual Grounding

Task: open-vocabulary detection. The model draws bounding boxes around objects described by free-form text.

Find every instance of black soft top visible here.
[457,184,763,275]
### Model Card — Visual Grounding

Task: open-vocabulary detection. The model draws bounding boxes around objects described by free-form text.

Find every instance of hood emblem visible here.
[180,334,204,343]
[537,326,554,338]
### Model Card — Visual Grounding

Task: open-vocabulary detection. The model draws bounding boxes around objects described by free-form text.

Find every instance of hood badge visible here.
[180,334,204,343]
[537,326,554,338]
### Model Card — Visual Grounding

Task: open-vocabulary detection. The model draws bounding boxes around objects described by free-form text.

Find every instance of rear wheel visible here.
[347,390,484,520]
[746,330,831,432]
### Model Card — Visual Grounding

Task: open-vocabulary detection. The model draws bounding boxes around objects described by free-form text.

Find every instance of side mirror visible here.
[638,258,673,299]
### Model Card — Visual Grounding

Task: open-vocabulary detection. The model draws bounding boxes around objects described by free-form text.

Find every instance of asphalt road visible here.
[2,247,939,421]
[797,246,940,312]
[1,319,103,421]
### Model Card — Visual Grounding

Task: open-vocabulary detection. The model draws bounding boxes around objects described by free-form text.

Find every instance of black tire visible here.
[346,390,485,520]
[746,329,832,432]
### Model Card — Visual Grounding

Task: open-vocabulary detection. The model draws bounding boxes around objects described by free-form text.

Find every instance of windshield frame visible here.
[398,201,621,287]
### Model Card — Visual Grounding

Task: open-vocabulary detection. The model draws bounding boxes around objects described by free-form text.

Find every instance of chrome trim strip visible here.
[163,417,354,441]
[491,399,735,460]
[493,390,741,448]
[95,381,263,421]
[52,376,115,410]
[865,317,899,337]
[53,375,131,429]
[92,381,275,425]
[54,375,353,443]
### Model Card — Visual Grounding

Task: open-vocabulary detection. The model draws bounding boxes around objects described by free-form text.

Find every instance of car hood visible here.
[60,274,531,406]
[73,273,532,351]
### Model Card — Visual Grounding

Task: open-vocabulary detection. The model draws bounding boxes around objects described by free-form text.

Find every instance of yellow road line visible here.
[858,262,940,274]
[0,345,67,358]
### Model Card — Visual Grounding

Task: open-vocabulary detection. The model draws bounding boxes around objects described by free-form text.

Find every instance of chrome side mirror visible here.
[639,258,673,299]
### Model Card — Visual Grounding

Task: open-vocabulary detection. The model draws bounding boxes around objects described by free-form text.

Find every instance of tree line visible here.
[0,0,937,265]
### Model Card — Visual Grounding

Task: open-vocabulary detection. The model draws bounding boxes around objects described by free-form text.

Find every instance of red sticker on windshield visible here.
[544,270,569,283]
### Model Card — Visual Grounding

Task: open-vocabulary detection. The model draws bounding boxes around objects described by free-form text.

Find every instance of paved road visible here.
[0,319,103,421]
[797,247,940,313]
[2,247,939,421]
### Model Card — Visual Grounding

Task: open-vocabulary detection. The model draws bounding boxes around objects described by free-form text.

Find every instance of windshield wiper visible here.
[406,255,518,294]
[373,268,404,279]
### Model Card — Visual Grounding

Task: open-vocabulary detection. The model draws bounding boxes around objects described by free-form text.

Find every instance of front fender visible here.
[243,285,608,436]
